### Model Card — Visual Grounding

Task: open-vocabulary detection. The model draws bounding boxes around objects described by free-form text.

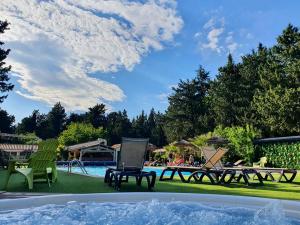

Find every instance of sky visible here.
[1,0,300,123]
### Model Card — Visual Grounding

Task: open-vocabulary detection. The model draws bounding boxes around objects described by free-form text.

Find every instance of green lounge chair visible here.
[5,140,58,190]
[253,157,267,168]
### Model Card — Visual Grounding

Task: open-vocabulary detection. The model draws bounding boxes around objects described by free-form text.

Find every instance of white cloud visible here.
[199,17,225,53]
[0,0,183,111]
[246,33,254,39]
[225,32,238,53]
[201,27,224,53]
[156,93,169,103]
[168,84,178,90]
[194,32,202,38]
[198,17,240,54]
[156,84,177,103]
[203,18,216,29]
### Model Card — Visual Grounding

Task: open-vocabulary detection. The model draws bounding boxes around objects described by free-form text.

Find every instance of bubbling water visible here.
[0,200,298,225]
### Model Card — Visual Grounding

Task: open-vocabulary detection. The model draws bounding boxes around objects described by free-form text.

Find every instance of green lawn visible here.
[1,170,299,201]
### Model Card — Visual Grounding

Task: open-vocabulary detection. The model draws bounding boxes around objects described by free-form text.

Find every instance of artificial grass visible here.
[1,170,299,201]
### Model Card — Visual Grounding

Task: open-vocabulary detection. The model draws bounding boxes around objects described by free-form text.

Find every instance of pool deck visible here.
[0,191,57,199]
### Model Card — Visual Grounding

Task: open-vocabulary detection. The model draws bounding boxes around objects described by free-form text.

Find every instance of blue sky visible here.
[1,0,300,123]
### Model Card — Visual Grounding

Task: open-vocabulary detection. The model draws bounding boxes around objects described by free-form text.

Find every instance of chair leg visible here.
[150,171,156,188]
[242,174,250,185]
[177,169,188,183]
[46,173,51,187]
[27,172,33,190]
[263,171,275,181]
[187,171,201,182]
[125,176,129,182]
[108,173,115,187]
[104,169,112,183]
[285,171,297,183]
[219,170,236,184]
[159,168,176,181]
[137,176,142,186]
[204,173,216,184]
[146,176,151,190]
[115,174,123,191]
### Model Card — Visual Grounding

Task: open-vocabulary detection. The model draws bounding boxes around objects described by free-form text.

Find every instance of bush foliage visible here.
[258,142,300,169]
[58,123,106,146]
[213,125,260,164]
[191,132,213,148]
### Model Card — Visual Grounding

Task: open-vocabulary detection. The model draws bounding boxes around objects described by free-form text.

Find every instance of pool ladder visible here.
[68,160,88,174]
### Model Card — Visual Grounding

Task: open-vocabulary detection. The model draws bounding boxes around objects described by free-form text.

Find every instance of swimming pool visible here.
[58,166,182,177]
[1,193,300,225]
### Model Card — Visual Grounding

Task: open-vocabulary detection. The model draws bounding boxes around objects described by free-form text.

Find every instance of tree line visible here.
[164,24,299,141]
[15,103,167,146]
[0,20,299,146]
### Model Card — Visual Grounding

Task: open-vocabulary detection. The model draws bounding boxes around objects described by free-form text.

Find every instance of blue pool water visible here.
[58,166,189,177]
[0,200,298,225]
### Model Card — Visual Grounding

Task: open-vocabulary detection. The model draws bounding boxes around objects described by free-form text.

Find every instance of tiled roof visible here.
[66,139,113,151]
[0,144,38,152]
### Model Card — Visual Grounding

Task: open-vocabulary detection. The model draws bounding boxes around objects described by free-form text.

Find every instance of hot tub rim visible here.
[0,192,299,219]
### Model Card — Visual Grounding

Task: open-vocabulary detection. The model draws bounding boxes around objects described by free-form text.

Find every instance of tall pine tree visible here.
[252,24,300,136]
[164,66,211,141]
[16,110,39,134]
[48,102,67,137]
[106,110,132,144]
[210,54,243,127]
[132,110,148,138]
[0,20,13,103]
[86,104,107,128]
[0,108,15,133]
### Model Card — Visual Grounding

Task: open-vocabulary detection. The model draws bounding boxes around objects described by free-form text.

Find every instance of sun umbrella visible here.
[171,139,196,148]
[153,148,166,153]
[171,139,201,157]
[207,137,229,145]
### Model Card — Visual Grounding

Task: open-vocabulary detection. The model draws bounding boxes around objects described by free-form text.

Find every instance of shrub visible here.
[214,125,260,164]
[258,142,300,169]
[192,132,213,148]
[58,123,106,146]
[164,144,180,154]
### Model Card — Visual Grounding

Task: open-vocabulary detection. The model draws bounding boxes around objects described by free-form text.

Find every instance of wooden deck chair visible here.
[187,148,229,183]
[202,147,224,169]
[202,148,228,170]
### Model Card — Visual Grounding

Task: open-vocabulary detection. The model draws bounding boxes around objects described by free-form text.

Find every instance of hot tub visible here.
[0,193,299,224]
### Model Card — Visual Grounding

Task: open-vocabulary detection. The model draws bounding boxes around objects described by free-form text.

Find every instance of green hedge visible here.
[258,142,300,169]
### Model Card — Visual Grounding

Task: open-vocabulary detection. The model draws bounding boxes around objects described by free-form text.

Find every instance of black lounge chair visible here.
[104,137,156,191]
[252,168,297,183]
[160,148,236,184]
[187,148,237,184]
[201,148,265,185]
[225,166,297,183]
[231,168,264,185]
